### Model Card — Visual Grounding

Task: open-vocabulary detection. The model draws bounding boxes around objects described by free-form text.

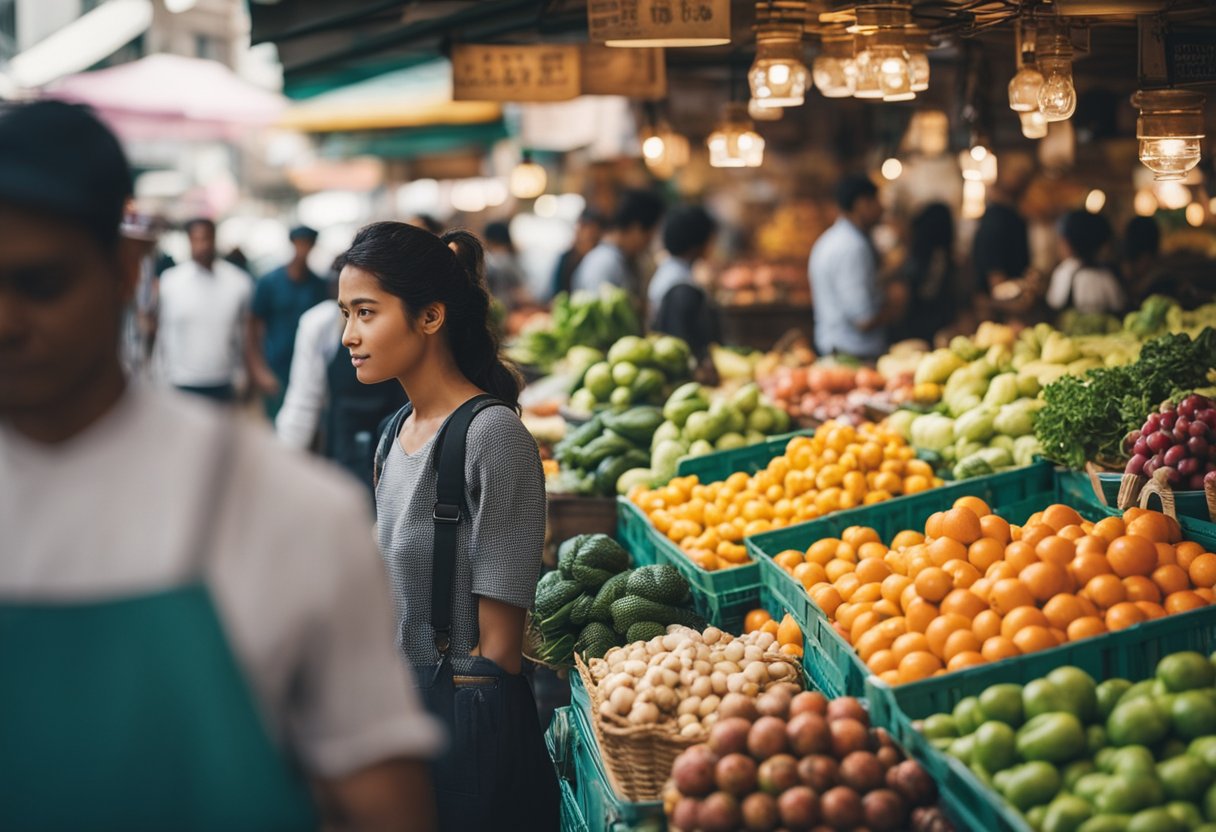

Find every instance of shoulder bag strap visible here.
[372,403,412,489]
[430,394,510,655]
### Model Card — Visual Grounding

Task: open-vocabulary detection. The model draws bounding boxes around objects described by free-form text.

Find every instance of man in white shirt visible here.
[0,99,439,830]
[1046,209,1126,316]
[154,218,276,403]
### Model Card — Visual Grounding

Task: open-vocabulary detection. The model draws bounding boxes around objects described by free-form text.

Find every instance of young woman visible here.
[335,222,557,831]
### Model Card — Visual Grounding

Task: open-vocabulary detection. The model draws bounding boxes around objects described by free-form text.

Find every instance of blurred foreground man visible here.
[0,101,440,832]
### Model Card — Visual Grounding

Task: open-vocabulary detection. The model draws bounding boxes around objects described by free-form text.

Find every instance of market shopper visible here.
[154,217,269,403]
[648,204,722,362]
[483,220,531,310]
[0,100,441,831]
[551,209,604,297]
[809,174,903,360]
[338,221,558,831]
[250,224,329,418]
[1046,210,1126,316]
[570,187,665,297]
[971,156,1043,319]
[891,202,959,344]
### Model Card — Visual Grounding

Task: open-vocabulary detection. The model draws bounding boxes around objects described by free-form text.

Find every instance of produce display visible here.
[584,624,802,736]
[507,286,640,372]
[663,689,955,831]
[629,421,942,572]
[919,652,1216,832]
[743,608,808,659]
[1124,394,1216,491]
[550,405,666,496]
[759,361,908,427]
[568,334,693,414]
[770,499,1216,684]
[533,534,704,666]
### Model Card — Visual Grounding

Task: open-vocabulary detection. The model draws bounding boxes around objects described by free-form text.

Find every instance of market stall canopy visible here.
[45,53,286,142]
[278,59,501,133]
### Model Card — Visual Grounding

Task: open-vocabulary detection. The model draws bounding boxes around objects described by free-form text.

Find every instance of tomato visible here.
[1172,690,1216,739]
[949,732,976,765]
[973,720,1017,773]
[1164,801,1204,829]
[1016,713,1087,764]
[999,760,1062,811]
[1097,679,1133,719]
[1106,697,1170,747]
[1047,666,1099,721]
[1042,794,1095,832]
[1158,651,1216,693]
[1159,754,1214,802]
[979,683,1025,727]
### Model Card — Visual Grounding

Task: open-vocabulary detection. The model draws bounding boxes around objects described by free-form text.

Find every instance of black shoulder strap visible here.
[429,394,511,654]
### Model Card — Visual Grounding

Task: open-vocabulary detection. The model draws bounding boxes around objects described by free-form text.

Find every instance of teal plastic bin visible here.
[674,429,814,481]
[615,498,658,567]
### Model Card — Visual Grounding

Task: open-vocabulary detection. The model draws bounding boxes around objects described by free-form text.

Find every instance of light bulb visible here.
[1008,65,1044,112]
[1134,189,1159,216]
[1186,202,1205,227]
[1020,110,1048,139]
[970,145,988,161]
[707,103,765,168]
[1085,189,1106,213]
[749,99,783,121]
[881,158,902,180]
[749,30,809,108]
[878,48,914,101]
[642,136,665,160]
[909,51,930,92]
[852,47,883,99]
[812,56,856,98]
[509,160,547,200]
[1139,138,1202,181]
[1037,57,1076,122]
[768,63,791,86]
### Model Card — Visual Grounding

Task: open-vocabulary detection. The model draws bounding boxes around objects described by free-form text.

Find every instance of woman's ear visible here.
[420,302,446,335]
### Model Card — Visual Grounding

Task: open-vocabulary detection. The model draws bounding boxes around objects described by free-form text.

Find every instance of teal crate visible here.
[1059,466,1216,523]
[615,498,657,566]
[649,532,762,626]
[560,778,590,832]
[674,429,815,481]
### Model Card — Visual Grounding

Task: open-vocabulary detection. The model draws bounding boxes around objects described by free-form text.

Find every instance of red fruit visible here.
[748,716,789,759]
[829,718,870,758]
[778,786,821,830]
[826,697,869,726]
[787,712,832,756]
[789,691,829,718]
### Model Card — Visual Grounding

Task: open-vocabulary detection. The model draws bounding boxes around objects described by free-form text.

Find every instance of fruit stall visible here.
[515,295,1216,831]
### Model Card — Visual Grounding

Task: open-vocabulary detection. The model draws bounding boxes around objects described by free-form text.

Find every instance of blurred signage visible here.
[588,0,731,46]
[1166,31,1216,84]
[581,46,666,98]
[452,44,581,101]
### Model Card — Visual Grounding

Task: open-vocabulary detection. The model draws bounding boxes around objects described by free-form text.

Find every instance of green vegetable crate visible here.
[673,429,814,481]
[615,498,658,568]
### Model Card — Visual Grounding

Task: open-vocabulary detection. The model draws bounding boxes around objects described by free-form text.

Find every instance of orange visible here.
[1165,515,1184,545]
[980,514,1012,545]
[1070,552,1113,587]
[900,583,920,613]
[980,636,1021,662]
[1176,542,1207,571]
[953,495,992,518]
[1122,506,1147,525]
[1013,625,1059,655]
[879,669,901,686]
[810,585,843,617]
[795,561,830,590]
[1123,575,1162,604]
[1075,535,1109,557]
[941,507,984,545]
[914,567,953,603]
[924,511,945,539]
[1165,590,1208,615]
[881,574,913,604]
[1001,606,1050,640]
[1105,601,1148,631]
[1155,542,1177,566]
[905,599,939,633]
[851,583,883,604]
[1042,504,1084,532]
[1004,541,1040,574]
[1108,535,1158,578]
[807,538,842,565]
[990,578,1036,615]
[850,610,884,642]
[877,616,908,640]
[835,541,859,563]
[778,614,803,646]
[891,632,931,660]
[1058,524,1087,542]
[941,589,989,620]
[947,651,988,672]
[775,549,806,571]
[942,559,982,590]
[926,614,973,659]
[858,541,889,561]
[1152,564,1190,596]
[743,608,774,634]
[970,578,993,603]
[1084,574,1127,609]
[780,642,804,658]
[898,651,943,683]
[834,573,863,602]
[971,609,1004,642]
[1043,594,1087,630]
[928,537,968,567]
[855,558,893,584]
[842,525,881,549]
[891,530,926,550]
[1036,535,1077,567]
[1067,616,1107,641]
[874,599,901,618]
[1092,516,1127,543]
[943,629,983,661]
[1022,562,1073,603]
[1189,553,1216,588]
[867,649,899,674]
[761,619,780,636]
[1127,512,1171,543]
[1021,523,1054,550]
[986,562,1018,582]
[1197,588,1216,603]
[968,538,1006,573]
[855,628,894,660]
[835,602,865,631]
[826,559,856,583]
[1135,601,1166,620]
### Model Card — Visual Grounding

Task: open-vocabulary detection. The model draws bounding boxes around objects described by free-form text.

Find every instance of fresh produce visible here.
[549,406,663,496]
[1123,393,1216,492]
[506,286,640,372]
[920,652,1216,830]
[584,624,802,736]
[741,609,807,659]
[759,360,910,426]
[533,535,705,666]
[770,497,1216,685]
[663,690,954,832]
[1035,328,1216,470]
[630,421,942,573]
[567,333,693,414]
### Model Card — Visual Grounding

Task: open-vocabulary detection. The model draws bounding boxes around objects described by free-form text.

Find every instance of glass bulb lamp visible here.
[812,34,856,98]
[1132,89,1205,181]
[1020,109,1048,139]
[749,98,784,121]
[749,28,810,108]
[708,103,765,168]
[509,153,547,200]
[851,34,883,99]
[1008,64,1044,112]
[641,124,690,179]
[1036,33,1076,122]
[876,42,914,101]
[909,50,930,92]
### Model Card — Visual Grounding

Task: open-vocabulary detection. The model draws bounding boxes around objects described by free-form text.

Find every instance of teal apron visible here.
[0,427,317,831]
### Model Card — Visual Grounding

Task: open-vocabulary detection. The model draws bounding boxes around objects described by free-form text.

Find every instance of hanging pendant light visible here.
[748,1,811,108]
[848,3,916,101]
[707,102,765,168]
[1020,109,1049,139]
[749,98,785,121]
[509,151,547,199]
[908,30,930,93]
[1132,89,1205,182]
[642,122,691,179]
[1036,28,1077,122]
[813,30,856,98]
[851,31,883,99]
[959,143,998,185]
[1008,19,1043,113]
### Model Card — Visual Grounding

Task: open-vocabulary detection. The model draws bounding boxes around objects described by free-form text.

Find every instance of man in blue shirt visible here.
[809,174,900,360]
[571,189,664,297]
[251,225,329,418]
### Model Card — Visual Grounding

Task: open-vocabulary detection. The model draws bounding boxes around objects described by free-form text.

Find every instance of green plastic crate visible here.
[649,532,761,625]
[674,429,815,481]
[615,498,657,566]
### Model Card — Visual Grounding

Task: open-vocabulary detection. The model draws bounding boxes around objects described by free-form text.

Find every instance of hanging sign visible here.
[1166,31,1216,85]
[451,44,581,101]
[580,46,667,98]
[587,0,731,47]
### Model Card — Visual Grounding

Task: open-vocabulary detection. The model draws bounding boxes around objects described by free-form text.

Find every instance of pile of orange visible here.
[771,498,1216,686]
[742,609,806,658]
[628,421,944,572]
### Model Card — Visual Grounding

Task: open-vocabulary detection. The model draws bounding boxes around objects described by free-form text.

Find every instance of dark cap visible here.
[0,100,132,245]
[289,224,319,242]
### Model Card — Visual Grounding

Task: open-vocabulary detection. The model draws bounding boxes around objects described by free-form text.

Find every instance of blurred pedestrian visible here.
[971,157,1042,320]
[1046,210,1125,316]
[0,100,439,831]
[1123,215,1161,303]
[483,220,531,311]
[250,224,329,418]
[571,188,664,296]
[892,202,958,343]
[649,204,721,362]
[154,218,266,403]
[338,222,558,831]
[810,174,903,360]
[551,209,604,297]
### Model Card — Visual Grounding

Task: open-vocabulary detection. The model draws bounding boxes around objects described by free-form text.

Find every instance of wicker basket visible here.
[574,651,802,802]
